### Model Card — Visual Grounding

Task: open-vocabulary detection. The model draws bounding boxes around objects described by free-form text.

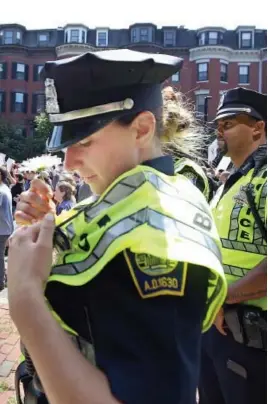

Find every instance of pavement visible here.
[0,261,19,403]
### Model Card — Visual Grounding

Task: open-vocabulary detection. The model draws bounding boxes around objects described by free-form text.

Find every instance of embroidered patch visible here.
[233,185,250,206]
[125,252,187,298]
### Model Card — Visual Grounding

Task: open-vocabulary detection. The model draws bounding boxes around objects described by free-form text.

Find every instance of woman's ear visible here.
[131,112,156,147]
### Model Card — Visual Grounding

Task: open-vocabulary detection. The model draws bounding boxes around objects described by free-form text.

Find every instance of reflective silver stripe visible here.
[228,205,242,241]
[84,172,145,222]
[221,238,267,255]
[66,223,76,240]
[223,264,248,277]
[71,170,210,225]
[49,98,134,123]
[52,208,221,276]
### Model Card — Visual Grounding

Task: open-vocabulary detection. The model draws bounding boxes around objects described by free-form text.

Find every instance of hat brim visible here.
[46,113,123,153]
[214,104,265,122]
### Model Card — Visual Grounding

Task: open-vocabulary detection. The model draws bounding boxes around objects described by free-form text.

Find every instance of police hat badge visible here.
[217,92,226,111]
[45,78,60,114]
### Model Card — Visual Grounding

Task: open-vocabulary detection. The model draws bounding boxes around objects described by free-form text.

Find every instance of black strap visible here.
[245,157,267,242]
[245,186,267,241]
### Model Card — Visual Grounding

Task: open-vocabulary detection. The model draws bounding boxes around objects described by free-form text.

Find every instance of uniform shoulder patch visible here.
[124,251,188,298]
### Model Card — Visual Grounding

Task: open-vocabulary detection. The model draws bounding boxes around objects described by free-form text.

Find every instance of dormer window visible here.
[64,26,88,44]
[38,33,49,46]
[131,25,153,43]
[199,32,206,46]
[3,31,13,44]
[70,29,79,43]
[241,32,252,48]
[164,30,176,46]
[131,28,138,43]
[96,29,108,47]
[208,31,218,45]
[0,30,22,45]
[140,28,149,42]
[198,30,223,46]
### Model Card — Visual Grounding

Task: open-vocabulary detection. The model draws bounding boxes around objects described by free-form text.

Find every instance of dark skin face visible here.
[216,114,266,167]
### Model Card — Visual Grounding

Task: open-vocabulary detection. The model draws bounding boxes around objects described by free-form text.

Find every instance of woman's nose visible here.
[64,147,79,171]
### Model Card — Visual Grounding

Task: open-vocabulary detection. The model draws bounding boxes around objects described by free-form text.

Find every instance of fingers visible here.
[18,191,52,213]
[15,190,55,225]
[37,213,55,248]
[30,179,54,199]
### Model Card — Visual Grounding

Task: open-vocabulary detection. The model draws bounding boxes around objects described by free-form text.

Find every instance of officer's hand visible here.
[15,179,55,225]
[8,213,55,314]
[214,307,227,336]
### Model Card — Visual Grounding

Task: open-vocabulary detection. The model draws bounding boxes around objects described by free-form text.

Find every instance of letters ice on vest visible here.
[52,165,226,332]
[212,166,267,309]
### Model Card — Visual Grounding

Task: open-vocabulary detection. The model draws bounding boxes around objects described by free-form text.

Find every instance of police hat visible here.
[215,87,267,122]
[42,49,183,152]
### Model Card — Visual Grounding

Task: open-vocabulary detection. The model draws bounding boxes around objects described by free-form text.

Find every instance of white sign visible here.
[6,158,15,171]
[208,139,218,164]
[216,156,232,173]
[0,153,6,166]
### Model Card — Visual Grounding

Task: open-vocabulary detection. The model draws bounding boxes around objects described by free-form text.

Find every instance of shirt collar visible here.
[142,155,174,176]
[235,144,267,176]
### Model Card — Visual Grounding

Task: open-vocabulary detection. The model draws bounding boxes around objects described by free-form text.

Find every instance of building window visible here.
[239,65,250,84]
[82,31,86,43]
[32,93,45,114]
[12,62,28,80]
[33,64,44,81]
[196,94,207,116]
[11,92,27,113]
[164,30,176,46]
[208,32,218,45]
[241,32,252,48]
[3,31,13,44]
[199,32,206,46]
[197,63,208,81]
[38,33,49,45]
[131,28,138,42]
[140,28,149,42]
[220,63,228,82]
[0,62,7,80]
[70,29,80,43]
[0,92,6,113]
[16,31,22,43]
[171,72,180,82]
[96,30,108,47]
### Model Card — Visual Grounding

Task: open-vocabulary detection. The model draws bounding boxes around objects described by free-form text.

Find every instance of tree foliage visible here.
[0,114,53,162]
[32,113,53,156]
[0,119,28,161]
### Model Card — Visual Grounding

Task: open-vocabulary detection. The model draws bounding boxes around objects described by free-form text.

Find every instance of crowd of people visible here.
[0,48,266,404]
[0,162,92,290]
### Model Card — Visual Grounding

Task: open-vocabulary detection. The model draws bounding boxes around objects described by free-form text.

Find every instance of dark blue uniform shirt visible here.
[46,156,209,404]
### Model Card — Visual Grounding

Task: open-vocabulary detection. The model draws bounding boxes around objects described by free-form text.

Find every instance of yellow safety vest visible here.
[51,165,226,332]
[174,157,210,201]
[212,165,267,310]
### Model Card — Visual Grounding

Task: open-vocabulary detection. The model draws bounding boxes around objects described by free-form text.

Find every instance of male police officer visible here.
[199,87,267,404]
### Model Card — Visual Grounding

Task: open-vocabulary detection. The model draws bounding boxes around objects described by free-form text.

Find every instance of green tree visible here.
[0,119,28,161]
[32,113,53,156]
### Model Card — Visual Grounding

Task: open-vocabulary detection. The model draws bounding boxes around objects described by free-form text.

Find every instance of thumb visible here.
[37,213,55,248]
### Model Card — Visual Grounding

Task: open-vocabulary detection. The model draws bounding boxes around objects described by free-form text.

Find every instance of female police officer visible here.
[8,49,226,404]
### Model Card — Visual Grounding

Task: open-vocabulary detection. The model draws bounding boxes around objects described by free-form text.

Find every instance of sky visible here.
[1,0,267,30]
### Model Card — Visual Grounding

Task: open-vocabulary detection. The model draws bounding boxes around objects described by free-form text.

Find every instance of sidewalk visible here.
[0,288,19,404]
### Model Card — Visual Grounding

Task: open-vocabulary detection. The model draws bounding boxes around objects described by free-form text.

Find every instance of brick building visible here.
[0,23,266,137]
